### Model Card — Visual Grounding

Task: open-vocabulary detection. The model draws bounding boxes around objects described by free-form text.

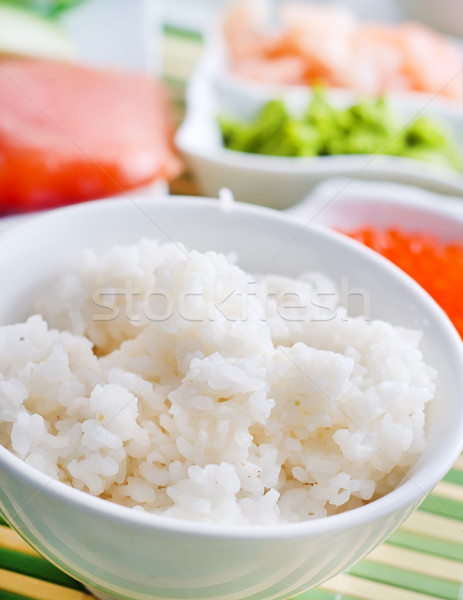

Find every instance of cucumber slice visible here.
[0,2,75,60]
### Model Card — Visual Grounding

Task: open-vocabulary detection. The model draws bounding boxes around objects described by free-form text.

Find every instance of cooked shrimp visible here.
[222,0,463,103]
[230,55,307,85]
[222,0,281,61]
[279,3,356,86]
[398,23,463,100]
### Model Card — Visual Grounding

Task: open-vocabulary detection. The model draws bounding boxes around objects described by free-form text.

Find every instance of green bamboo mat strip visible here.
[418,494,463,521]
[0,547,84,590]
[387,529,463,561]
[0,591,39,600]
[0,568,91,600]
[350,561,460,599]
[162,23,203,42]
[368,543,461,582]
[444,469,463,486]
[162,32,203,83]
[162,23,203,91]
[401,510,463,546]
[322,573,448,600]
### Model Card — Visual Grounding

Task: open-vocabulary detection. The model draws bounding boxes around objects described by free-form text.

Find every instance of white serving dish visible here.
[176,61,463,210]
[286,178,463,238]
[0,195,462,600]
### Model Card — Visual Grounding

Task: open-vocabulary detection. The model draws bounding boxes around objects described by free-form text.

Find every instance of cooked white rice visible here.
[0,240,435,525]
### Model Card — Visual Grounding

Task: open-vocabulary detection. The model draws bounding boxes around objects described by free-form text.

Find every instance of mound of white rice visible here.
[0,240,435,525]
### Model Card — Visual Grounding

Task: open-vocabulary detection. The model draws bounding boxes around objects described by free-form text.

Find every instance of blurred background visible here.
[1,0,462,209]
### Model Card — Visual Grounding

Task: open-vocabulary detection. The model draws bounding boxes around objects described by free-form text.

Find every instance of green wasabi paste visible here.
[219,91,462,171]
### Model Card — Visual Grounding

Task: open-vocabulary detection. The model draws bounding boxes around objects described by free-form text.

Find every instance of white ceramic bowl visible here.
[286,179,463,238]
[176,64,463,209]
[0,195,462,600]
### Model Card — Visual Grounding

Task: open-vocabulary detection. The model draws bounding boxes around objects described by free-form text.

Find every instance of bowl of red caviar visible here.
[287,179,463,338]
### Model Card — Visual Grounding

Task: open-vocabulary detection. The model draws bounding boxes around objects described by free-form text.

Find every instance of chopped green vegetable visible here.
[219,90,463,171]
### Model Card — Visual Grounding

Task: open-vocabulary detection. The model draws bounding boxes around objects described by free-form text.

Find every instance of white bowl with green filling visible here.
[176,63,463,209]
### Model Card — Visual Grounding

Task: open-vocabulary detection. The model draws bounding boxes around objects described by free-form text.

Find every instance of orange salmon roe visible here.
[344,227,463,338]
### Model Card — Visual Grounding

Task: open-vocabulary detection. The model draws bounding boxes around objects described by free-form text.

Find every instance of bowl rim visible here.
[0,194,462,541]
[286,178,463,225]
[176,132,463,180]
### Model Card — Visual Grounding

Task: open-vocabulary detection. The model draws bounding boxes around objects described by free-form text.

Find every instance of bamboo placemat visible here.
[0,22,462,600]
